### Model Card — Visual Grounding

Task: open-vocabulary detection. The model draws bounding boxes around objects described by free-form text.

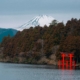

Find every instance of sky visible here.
[0,0,80,28]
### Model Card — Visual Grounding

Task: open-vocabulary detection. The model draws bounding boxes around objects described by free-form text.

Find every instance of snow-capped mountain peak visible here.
[15,15,54,31]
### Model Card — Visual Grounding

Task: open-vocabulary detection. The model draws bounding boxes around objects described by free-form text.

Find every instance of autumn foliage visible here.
[0,18,80,63]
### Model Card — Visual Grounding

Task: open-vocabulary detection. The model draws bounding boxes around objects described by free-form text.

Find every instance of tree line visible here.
[0,18,80,63]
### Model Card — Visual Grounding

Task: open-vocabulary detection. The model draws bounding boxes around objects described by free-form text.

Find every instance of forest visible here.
[0,18,80,64]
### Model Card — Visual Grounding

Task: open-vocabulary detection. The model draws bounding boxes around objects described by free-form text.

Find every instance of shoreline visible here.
[0,61,80,69]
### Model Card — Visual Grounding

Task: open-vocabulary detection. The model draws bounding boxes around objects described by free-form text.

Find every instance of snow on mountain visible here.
[15,15,54,31]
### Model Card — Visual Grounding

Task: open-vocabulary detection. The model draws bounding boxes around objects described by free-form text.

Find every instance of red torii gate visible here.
[58,52,76,69]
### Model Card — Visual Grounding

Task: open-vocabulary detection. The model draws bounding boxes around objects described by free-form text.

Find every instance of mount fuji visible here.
[15,15,55,31]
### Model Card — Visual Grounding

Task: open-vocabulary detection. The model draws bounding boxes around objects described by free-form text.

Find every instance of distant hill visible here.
[0,28,17,42]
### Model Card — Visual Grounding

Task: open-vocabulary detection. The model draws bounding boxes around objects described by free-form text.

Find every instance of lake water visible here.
[0,63,80,80]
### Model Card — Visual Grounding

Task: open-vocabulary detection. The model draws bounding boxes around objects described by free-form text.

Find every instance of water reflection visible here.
[0,63,80,80]
[3,63,57,69]
[61,70,73,80]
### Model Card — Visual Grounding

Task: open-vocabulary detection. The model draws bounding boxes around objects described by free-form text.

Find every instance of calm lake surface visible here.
[0,63,80,80]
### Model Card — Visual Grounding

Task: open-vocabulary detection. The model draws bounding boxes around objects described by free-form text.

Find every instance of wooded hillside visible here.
[0,18,80,64]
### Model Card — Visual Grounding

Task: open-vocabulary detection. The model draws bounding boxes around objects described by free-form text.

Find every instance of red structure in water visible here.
[58,52,76,69]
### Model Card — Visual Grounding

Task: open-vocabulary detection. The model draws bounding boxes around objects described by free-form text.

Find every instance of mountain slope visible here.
[0,28,17,42]
[15,15,54,31]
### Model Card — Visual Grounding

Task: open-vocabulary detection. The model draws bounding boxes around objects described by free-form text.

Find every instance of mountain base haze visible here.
[0,28,17,42]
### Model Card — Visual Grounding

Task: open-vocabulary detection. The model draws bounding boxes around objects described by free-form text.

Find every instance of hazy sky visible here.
[0,0,80,28]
